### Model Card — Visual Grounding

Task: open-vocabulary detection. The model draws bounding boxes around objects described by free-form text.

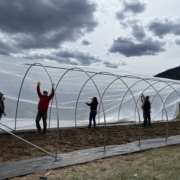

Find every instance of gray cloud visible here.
[122,20,146,40]
[82,39,91,46]
[0,41,11,55]
[116,0,146,20]
[0,0,98,50]
[131,23,146,40]
[119,60,127,66]
[0,40,18,55]
[25,53,79,65]
[103,60,127,69]
[116,12,125,20]
[119,22,129,28]
[109,37,165,57]
[24,49,101,66]
[175,39,180,45]
[103,61,119,68]
[148,19,180,38]
[54,49,101,65]
[124,0,146,14]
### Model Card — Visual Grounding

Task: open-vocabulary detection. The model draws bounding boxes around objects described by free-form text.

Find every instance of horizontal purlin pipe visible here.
[24,64,180,85]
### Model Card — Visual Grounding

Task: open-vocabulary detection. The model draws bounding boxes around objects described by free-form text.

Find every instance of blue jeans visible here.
[0,113,2,120]
[88,111,97,128]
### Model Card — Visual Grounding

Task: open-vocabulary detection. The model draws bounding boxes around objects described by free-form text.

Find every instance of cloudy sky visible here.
[0,0,180,76]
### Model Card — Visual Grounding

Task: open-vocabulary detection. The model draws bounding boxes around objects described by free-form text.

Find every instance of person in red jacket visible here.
[36,81,55,135]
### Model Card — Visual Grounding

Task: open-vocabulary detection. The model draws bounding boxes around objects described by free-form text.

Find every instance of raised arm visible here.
[37,82,42,98]
[48,83,55,100]
[141,93,145,101]
[86,102,92,106]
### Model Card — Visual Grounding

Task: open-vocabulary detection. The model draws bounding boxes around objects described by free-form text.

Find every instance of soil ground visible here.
[1,121,180,164]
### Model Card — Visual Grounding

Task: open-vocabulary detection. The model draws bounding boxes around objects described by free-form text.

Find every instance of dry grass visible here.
[9,144,180,180]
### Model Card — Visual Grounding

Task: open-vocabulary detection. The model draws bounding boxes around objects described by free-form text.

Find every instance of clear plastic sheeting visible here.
[0,59,180,131]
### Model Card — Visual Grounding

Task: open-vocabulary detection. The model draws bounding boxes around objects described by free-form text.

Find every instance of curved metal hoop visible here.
[15,63,60,161]
[116,76,173,122]
[74,72,107,151]
[150,83,180,120]
[48,69,112,152]
[114,75,174,142]
[48,68,86,128]
[96,73,142,145]
[135,82,180,121]
[48,69,71,128]
[163,87,180,120]
[151,83,180,104]
[98,76,141,122]
[131,77,171,141]
[13,63,180,154]
[134,81,160,120]
[118,79,146,121]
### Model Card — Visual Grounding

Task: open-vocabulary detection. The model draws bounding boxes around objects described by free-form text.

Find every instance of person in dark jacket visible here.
[36,82,55,135]
[143,96,151,126]
[86,97,98,129]
[0,92,6,120]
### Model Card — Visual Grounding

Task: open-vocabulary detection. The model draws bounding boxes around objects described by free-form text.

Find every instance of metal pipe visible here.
[0,125,55,158]
[74,72,107,152]
[164,87,180,107]
[91,73,142,146]
[151,84,180,106]
[48,68,74,128]
[49,68,97,128]
[15,63,60,161]
[0,122,14,131]
[150,84,179,121]
[162,109,163,122]
[24,64,180,85]
[135,82,178,121]
[132,77,170,142]
[118,79,147,121]
[15,65,32,131]
[15,63,180,152]
[120,76,175,142]
[134,82,180,141]
[134,81,161,121]
[96,74,142,145]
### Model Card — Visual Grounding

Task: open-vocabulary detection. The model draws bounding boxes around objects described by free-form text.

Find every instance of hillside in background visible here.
[154,66,180,80]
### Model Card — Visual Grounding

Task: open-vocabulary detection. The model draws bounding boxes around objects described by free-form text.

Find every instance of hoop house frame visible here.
[0,63,180,162]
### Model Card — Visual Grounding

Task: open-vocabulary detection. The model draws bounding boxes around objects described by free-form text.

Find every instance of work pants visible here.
[144,110,151,126]
[89,111,97,128]
[36,110,47,133]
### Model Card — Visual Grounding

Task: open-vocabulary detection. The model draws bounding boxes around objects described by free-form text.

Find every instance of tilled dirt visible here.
[1,121,180,164]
